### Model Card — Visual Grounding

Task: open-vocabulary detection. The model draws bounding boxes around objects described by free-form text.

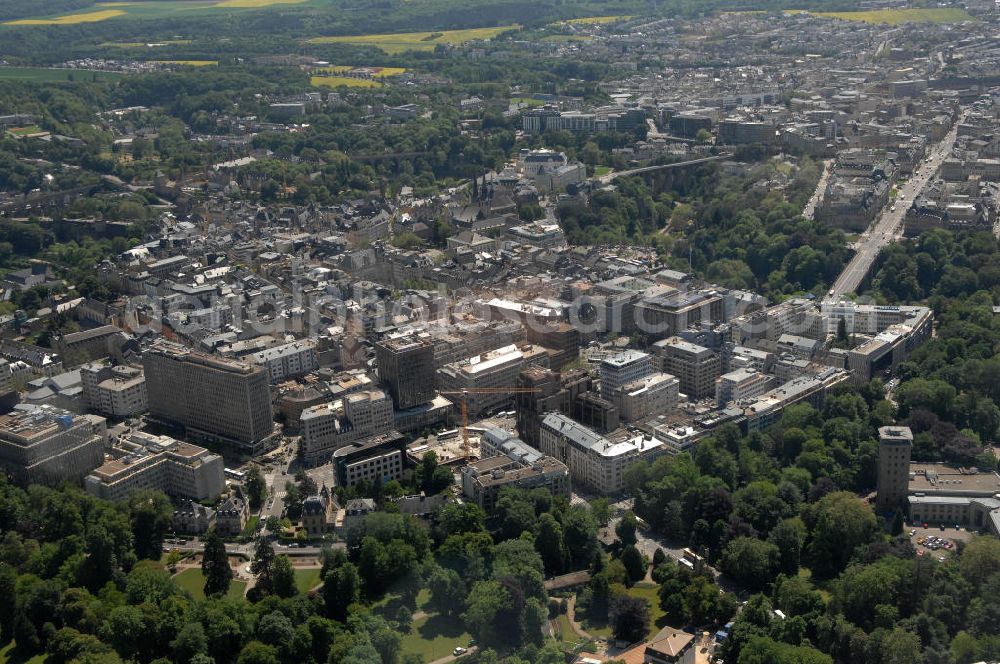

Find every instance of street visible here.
[827,111,966,299]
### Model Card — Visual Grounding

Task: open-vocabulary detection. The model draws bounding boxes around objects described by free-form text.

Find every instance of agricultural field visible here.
[787,7,975,24]
[0,66,124,82]
[564,15,633,24]
[310,75,381,88]
[313,66,406,77]
[306,25,519,54]
[100,39,193,48]
[3,0,320,27]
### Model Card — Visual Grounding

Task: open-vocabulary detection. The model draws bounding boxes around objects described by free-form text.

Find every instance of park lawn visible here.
[399,614,471,662]
[311,76,381,88]
[6,126,45,137]
[555,613,578,642]
[294,568,322,593]
[789,8,975,24]
[306,25,519,54]
[594,165,613,177]
[240,515,260,537]
[174,568,247,601]
[578,584,667,641]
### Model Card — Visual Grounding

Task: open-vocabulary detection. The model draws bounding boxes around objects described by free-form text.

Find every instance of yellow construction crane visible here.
[439,387,541,459]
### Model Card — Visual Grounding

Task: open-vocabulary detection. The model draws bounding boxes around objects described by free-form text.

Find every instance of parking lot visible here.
[908,525,973,562]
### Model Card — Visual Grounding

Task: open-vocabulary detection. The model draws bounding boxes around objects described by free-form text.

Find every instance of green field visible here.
[564,15,633,24]
[399,614,472,661]
[294,567,322,593]
[174,568,247,601]
[0,641,47,664]
[0,67,124,82]
[579,583,669,641]
[790,7,975,24]
[306,25,519,54]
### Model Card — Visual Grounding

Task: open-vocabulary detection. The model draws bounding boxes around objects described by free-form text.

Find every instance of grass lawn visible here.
[788,8,975,24]
[555,613,579,642]
[578,583,668,641]
[594,165,613,177]
[306,25,519,54]
[294,568,322,593]
[510,97,546,107]
[174,568,247,601]
[240,515,260,538]
[0,67,123,82]
[399,614,471,662]
[310,76,381,89]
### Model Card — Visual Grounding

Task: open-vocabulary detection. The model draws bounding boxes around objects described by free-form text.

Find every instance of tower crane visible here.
[439,387,541,459]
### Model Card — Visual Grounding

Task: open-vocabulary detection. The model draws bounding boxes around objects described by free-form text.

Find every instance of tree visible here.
[236,641,279,664]
[462,580,515,651]
[202,530,232,597]
[616,512,638,548]
[171,622,208,664]
[535,513,567,576]
[322,563,360,621]
[245,467,267,511]
[806,492,879,577]
[427,565,466,617]
[129,490,173,560]
[610,595,650,645]
[721,538,780,590]
[768,518,806,576]
[251,537,276,596]
[621,545,646,585]
[272,555,297,598]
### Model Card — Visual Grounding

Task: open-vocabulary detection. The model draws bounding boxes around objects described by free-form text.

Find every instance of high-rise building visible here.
[652,337,721,400]
[142,340,273,454]
[80,361,147,418]
[0,405,105,486]
[437,344,548,419]
[877,425,913,512]
[599,350,653,401]
[375,336,435,410]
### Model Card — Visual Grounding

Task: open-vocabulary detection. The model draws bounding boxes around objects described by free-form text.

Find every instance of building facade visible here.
[0,406,105,486]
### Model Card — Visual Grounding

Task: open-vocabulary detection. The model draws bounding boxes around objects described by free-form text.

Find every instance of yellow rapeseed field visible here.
[5,9,125,25]
[310,76,382,88]
[307,25,518,54]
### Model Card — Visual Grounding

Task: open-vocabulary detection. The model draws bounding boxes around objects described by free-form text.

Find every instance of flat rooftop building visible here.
[0,405,105,486]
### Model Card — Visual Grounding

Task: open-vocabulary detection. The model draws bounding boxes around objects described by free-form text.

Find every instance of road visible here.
[802,158,832,220]
[165,537,342,557]
[597,153,732,185]
[826,112,965,299]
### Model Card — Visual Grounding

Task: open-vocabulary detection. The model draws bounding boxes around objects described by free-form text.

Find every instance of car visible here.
[908,530,916,537]
[453,647,467,656]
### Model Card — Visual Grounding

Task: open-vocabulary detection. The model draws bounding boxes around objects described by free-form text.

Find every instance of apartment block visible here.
[612,373,680,423]
[462,433,570,511]
[251,339,318,382]
[716,368,774,408]
[599,350,654,401]
[652,337,721,400]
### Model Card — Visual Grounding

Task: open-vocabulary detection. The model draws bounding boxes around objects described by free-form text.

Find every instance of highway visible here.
[826,112,965,299]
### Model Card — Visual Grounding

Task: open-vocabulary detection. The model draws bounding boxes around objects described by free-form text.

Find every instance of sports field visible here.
[306,25,518,54]
[788,8,975,24]
[311,75,381,88]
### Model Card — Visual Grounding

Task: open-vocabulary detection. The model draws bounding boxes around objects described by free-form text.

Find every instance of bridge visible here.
[597,153,732,185]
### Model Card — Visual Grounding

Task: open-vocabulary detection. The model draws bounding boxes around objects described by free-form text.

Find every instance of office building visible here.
[251,339,318,382]
[715,368,774,408]
[462,433,570,511]
[538,412,664,494]
[80,362,148,418]
[333,431,408,487]
[876,426,913,513]
[599,350,654,401]
[84,433,225,502]
[741,369,849,432]
[374,336,436,409]
[0,405,105,486]
[515,366,591,446]
[437,344,548,419]
[652,337,721,400]
[300,389,394,466]
[142,340,273,454]
[612,373,680,423]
